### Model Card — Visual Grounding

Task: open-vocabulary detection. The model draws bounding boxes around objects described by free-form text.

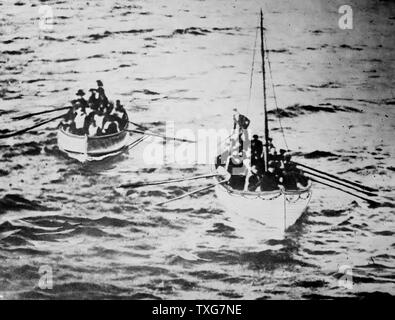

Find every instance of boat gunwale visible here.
[61,145,127,157]
[58,124,128,140]
[214,175,312,196]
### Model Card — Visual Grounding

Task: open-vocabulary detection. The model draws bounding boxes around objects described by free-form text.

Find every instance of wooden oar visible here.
[302,170,378,197]
[129,121,149,131]
[129,121,196,143]
[127,129,196,143]
[126,135,149,150]
[12,106,72,120]
[309,177,380,206]
[120,173,218,189]
[155,180,227,206]
[0,114,65,139]
[293,161,378,192]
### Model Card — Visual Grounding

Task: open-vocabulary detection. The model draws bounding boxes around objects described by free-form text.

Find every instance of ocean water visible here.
[0,0,394,299]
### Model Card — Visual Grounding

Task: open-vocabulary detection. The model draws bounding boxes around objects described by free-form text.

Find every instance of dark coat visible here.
[251,138,263,158]
[260,172,278,191]
[247,174,261,191]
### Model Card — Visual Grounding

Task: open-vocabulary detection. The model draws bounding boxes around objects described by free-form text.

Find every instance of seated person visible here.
[60,118,72,132]
[278,149,286,162]
[84,102,95,118]
[260,166,279,191]
[225,151,244,174]
[283,154,293,169]
[266,137,275,150]
[113,100,128,129]
[280,168,298,190]
[88,119,101,137]
[225,152,247,190]
[65,103,77,122]
[296,172,309,188]
[106,102,115,114]
[228,175,246,191]
[75,89,88,109]
[103,119,119,135]
[244,165,261,192]
[73,108,86,135]
[270,160,282,180]
[93,111,105,130]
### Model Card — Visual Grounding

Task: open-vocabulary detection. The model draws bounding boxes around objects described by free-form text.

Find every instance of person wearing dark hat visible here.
[88,118,104,137]
[232,108,250,130]
[115,99,124,112]
[296,171,309,188]
[75,89,88,110]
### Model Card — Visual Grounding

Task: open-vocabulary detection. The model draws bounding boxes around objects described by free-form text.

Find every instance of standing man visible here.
[96,80,108,106]
[88,88,99,110]
[251,134,263,167]
[232,108,250,152]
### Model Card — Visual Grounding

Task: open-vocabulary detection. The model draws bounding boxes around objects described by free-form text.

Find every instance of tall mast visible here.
[260,9,269,172]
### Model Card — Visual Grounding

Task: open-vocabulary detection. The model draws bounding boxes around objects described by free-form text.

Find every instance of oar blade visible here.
[309,177,381,206]
[302,171,378,197]
[119,182,145,189]
[127,129,196,143]
[155,180,226,206]
[119,174,218,189]
[11,106,71,121]
[0,114,65,139]
[294,161,379,192]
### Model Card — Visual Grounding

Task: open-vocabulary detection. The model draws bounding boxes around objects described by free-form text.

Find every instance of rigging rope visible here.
[246,23,259,117]
[263,36,290,151]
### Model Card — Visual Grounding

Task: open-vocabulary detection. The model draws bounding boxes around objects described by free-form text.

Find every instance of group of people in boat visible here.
[60,80,128,137]
[217,108,309,192]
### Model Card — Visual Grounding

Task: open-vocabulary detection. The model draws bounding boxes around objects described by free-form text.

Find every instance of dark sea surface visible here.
[0,0,394,299]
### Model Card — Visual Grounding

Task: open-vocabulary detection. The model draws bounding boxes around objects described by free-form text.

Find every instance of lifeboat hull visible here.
[214,176,312,238]
[57,127,130,162]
